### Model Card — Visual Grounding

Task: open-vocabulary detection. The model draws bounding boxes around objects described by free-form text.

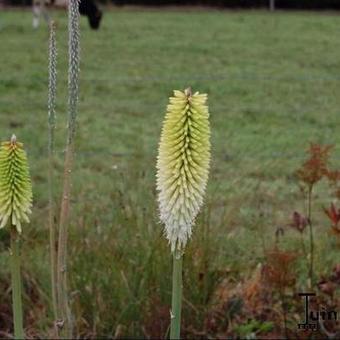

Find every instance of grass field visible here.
[0,7,339,338]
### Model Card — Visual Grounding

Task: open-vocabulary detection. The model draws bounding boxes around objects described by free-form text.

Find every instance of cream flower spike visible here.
[0,135,33,233]
[156,88,211,253]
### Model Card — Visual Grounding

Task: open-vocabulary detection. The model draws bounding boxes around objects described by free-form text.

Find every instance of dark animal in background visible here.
[32,0,102,30]
[79,0,102,30]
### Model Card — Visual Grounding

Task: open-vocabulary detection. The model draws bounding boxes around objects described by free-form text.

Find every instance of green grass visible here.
[0,8,339,337]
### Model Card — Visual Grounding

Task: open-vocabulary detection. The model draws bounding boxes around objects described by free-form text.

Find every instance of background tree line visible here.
[5,0,340,10]
[112,0,340,10]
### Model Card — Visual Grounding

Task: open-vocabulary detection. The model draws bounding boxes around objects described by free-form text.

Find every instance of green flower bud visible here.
[156,88,211,253]
[0,135,33,233]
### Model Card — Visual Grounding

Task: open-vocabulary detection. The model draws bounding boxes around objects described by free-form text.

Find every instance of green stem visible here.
[56,0,80,336]
[10,228,24,339]
[48,20,58,330]
[57,145,73,338]
[170,252,183,339]
[49,150,58,329]
[307,186,314,288]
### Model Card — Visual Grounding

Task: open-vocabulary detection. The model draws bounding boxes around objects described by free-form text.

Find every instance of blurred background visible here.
[0,1,339,338]
[2,0,340,9]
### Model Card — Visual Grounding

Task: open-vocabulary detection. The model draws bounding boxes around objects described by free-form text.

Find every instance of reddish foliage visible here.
[296,144,333,187]
[323,203,340,239]
[143,296,170,338]
[327,170,340,182]
[331,264,340,284]
[316,264,340,336]
[318,280,337,297]
[324,203,340,228]
[326,170,340,199]
[242,265,271,313]
[289,211,308,233]
[204,266,278,337]
[263,248,298,289]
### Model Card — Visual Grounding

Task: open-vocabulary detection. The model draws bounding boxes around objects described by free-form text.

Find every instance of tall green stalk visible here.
[10,228,24,339]
[170,252,183,339]
[156,89,211,340]
[0,136,32,339]
[47,20,58,327]
[56,0,80,337]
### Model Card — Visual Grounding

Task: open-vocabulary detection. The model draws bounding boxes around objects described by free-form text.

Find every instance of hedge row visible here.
[7,0,340,10]
[111,0,340,9]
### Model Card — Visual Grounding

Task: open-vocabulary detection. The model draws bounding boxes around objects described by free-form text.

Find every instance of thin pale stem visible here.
[10,228,24,339]
[170,251,183,339]
[307,186,314,288]
[57,148,74,338]
[49,154,58,334]
[48,20,58,329]
[56,0,80,337]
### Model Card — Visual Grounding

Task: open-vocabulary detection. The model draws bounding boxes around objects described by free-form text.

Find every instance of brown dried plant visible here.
[263,247,297,289]
[264,246,298,338]
[296,143,333,288]
[324,203,340,243]
[296,143,333,188]
[288,211,308,257]
[289,211,308,234]
[326,170,340,199]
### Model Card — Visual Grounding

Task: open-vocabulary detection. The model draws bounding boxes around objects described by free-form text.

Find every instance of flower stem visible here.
[57,147,74,338]
[170,251,183,339]
[56,0,80,336]
[307,186,314,288]
[10,228,24,339]
[48,20,58,328]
